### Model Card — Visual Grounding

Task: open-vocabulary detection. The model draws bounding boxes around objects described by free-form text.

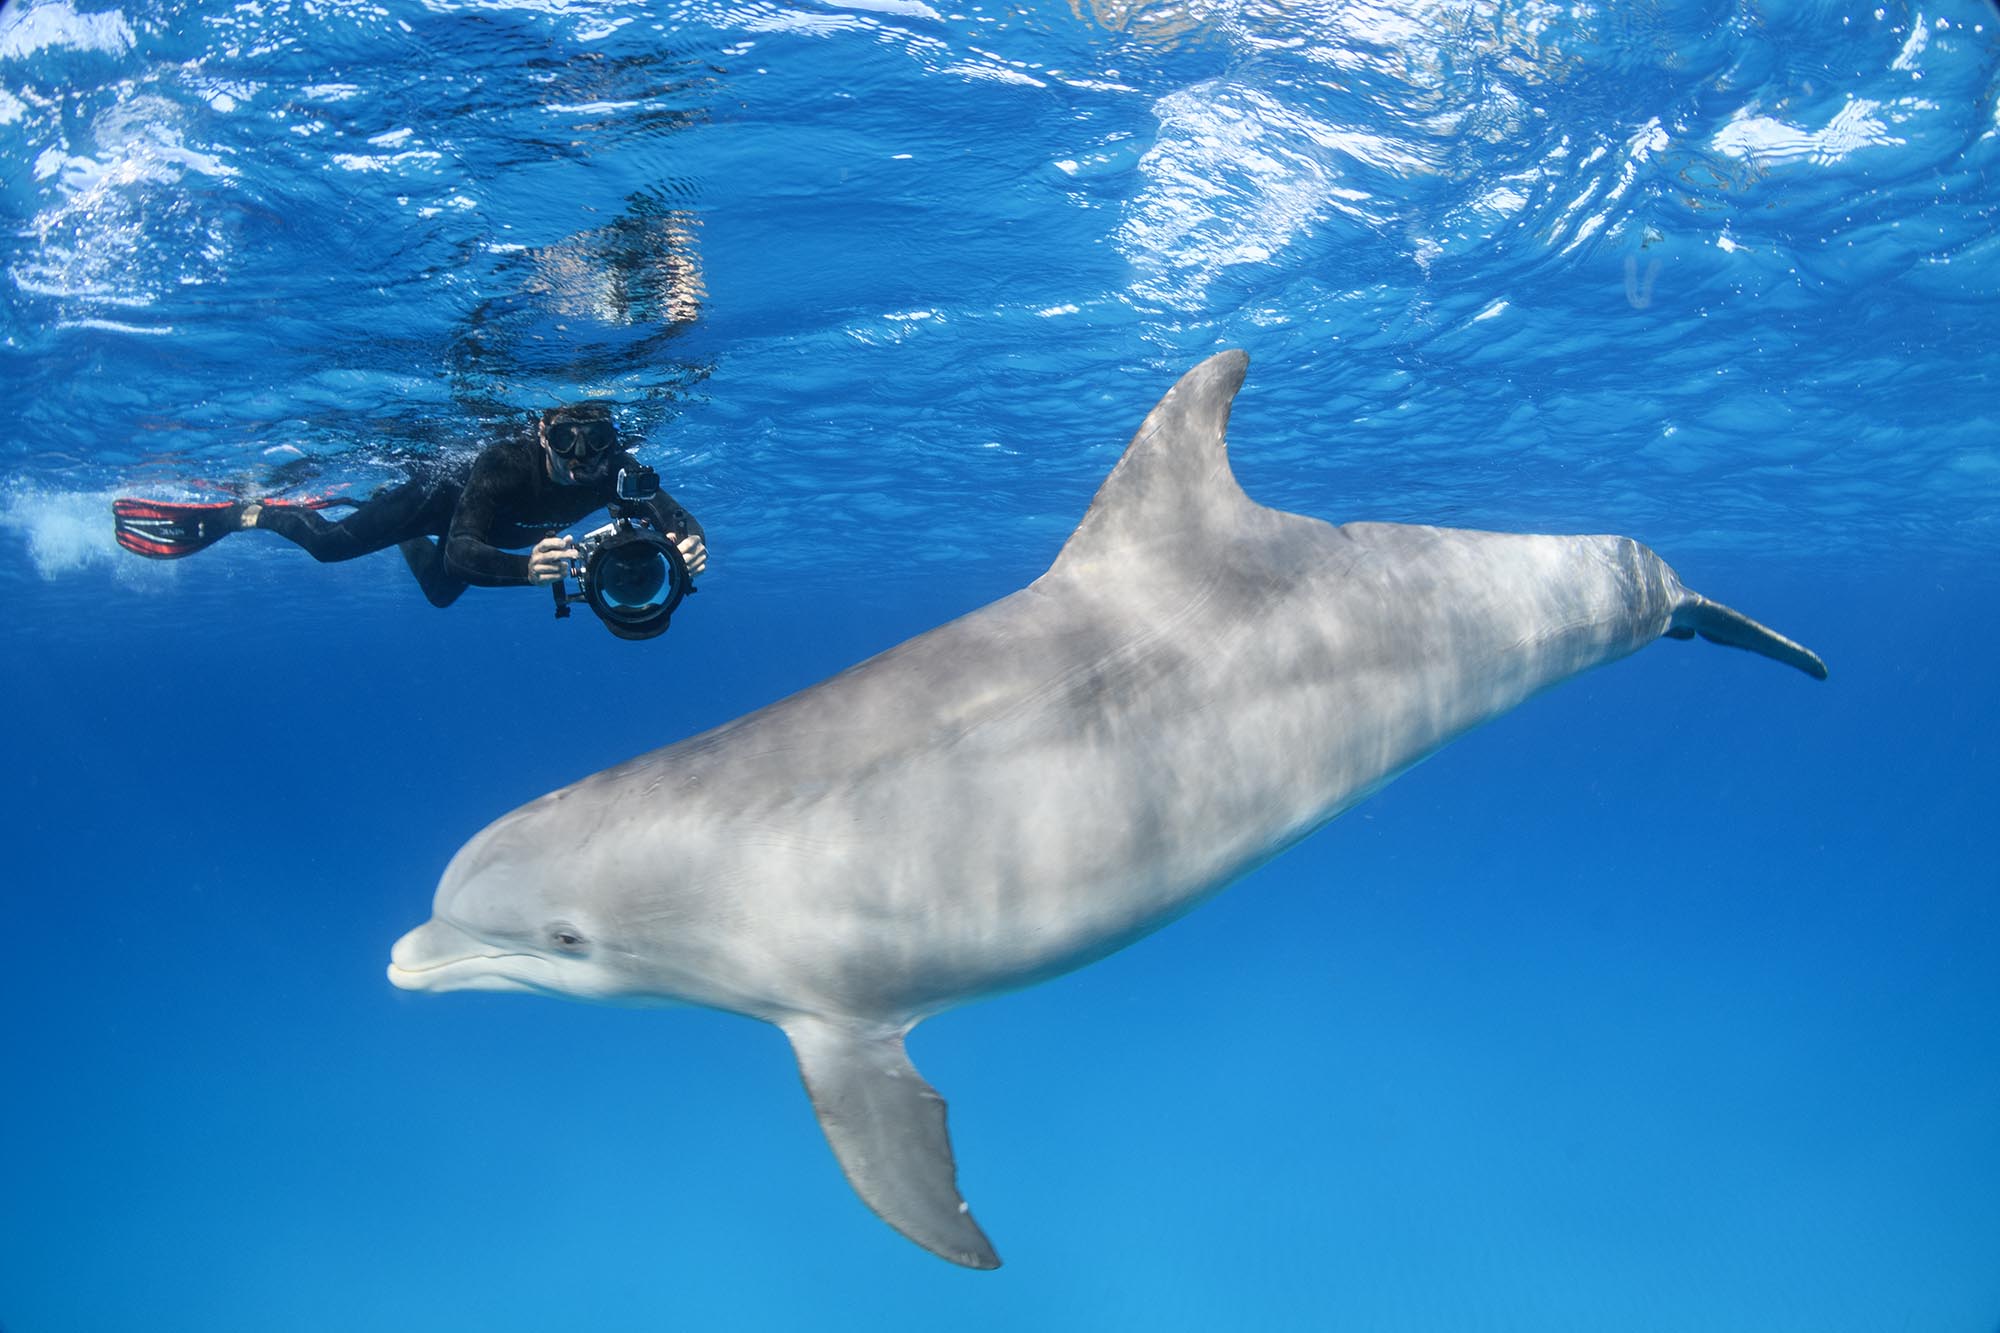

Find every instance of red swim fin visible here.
[112,498,243,559]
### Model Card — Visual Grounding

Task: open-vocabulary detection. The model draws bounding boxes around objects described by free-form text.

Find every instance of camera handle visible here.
[549,533,589,619]
[550,547,585,619]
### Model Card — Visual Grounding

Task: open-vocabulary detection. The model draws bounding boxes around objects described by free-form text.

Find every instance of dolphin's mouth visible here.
[388,918,545,995]
[386,954,542,993]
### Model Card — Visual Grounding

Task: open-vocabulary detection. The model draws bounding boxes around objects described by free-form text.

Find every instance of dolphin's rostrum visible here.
[388,351,1825,1269]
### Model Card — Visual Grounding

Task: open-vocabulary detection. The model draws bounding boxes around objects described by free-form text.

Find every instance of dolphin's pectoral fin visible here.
[781,1015,1001,1270]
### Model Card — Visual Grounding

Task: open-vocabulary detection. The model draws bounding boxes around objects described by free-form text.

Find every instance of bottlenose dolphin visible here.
[388,351,1825,1269]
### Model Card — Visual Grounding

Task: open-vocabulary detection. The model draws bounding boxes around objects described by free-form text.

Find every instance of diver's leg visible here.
[246,478,433,563]
[396,537,469,608]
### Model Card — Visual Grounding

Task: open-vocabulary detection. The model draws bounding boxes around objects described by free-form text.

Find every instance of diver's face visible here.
[541,418,618,486]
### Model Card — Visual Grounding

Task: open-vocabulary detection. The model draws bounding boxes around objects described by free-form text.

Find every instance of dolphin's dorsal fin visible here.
[1043,349,1257,581]
[782,1015,1001,1270]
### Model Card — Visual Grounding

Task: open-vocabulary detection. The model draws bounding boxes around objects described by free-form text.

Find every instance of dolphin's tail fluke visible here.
[1667,594,1828,680]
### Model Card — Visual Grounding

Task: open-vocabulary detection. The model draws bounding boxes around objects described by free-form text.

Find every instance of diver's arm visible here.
[644,490,708,576]
[644,490,704,544]
[443,449,539,586]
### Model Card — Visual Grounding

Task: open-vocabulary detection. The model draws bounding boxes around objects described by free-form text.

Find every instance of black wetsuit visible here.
[253,440,703,608]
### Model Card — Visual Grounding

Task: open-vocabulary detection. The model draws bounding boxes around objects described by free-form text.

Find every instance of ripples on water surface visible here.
[3,0,1995,585]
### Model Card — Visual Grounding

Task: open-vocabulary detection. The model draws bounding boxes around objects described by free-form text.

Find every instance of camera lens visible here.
[581,525,690,640]
[598,543,669,609]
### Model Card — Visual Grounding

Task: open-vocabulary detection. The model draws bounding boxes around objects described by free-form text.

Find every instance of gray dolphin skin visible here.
[388,351,1826,1269]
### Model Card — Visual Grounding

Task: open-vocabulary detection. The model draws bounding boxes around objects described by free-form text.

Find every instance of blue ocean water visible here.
[3,0,1997,1326]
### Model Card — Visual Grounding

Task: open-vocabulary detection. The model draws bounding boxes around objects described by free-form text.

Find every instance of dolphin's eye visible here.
[548,923,589,952]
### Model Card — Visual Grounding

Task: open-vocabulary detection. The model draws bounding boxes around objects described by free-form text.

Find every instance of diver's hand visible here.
[528,535,578,585]
[670,531,707,577]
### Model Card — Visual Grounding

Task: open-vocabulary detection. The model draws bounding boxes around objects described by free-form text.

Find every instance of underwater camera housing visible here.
[551,466,694,641]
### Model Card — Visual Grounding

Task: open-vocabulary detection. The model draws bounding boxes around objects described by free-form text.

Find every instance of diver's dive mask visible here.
[546,419,617,459]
